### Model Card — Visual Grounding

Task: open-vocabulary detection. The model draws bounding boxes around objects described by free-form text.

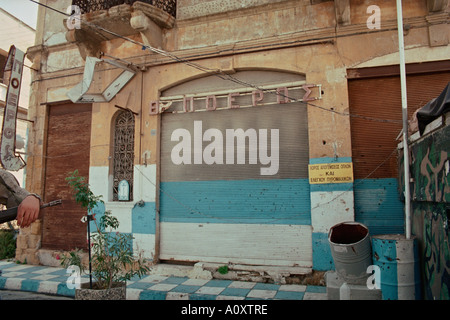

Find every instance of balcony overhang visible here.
[65,1,175,59]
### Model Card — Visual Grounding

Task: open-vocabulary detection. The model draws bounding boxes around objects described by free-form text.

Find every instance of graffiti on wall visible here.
[413,203,449,300]
[408,124,450,300]
[410,125,450,203]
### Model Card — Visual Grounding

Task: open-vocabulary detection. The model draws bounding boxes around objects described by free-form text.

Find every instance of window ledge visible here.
[104,201,136,211]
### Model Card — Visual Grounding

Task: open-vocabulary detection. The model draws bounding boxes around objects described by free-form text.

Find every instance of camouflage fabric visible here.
[0,169,30,208]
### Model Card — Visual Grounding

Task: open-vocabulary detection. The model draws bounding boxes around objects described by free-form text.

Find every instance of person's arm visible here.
[0,169,42,228]
[16,194,41,228]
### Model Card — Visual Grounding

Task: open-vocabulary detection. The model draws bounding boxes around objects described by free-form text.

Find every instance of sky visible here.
[0,0,39,29]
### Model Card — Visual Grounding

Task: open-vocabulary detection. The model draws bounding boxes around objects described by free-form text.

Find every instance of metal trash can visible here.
[328,221,372,284]
[372,234,421,300]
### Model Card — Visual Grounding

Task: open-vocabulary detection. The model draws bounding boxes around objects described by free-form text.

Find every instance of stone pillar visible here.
[15,219,42,265]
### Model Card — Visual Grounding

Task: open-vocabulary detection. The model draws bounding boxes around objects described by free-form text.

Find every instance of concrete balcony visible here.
[73,0,176,17]
[66,0,176,59]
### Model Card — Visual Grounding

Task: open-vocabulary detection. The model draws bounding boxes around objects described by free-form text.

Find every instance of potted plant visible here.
[60,170,150,300]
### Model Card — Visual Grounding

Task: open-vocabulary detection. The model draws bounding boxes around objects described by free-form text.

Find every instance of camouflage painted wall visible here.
[410,124,450,204]
[408,123,450,300]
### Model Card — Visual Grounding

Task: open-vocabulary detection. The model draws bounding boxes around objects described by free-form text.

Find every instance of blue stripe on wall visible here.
[354,178,405,235]
[310,182,354,192]
[160,179,311,225]
[312,232,334,271]
[132,202,156,235]
[310,157,352,164]
[91,201,156,235]
[90,201,106,232]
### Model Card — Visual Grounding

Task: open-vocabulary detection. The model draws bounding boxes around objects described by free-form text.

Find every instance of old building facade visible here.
[0,8,35,192]
[18,0,449,281]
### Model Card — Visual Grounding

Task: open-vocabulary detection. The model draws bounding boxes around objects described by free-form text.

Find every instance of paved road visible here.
[0,290,74,300]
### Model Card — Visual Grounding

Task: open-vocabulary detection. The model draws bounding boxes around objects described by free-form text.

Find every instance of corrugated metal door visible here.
[348,70,450,234]
[159,71,312,267]
[42,104,92,251]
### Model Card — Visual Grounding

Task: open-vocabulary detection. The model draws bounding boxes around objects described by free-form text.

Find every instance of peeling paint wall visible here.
[177,0,297,20]
[42,0,72,46]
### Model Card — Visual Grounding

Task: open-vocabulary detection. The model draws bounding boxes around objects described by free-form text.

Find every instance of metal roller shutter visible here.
[159,71,312,267]
[348,69,450,235]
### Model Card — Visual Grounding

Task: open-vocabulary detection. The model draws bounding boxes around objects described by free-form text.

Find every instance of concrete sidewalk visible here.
[0,259,327,300]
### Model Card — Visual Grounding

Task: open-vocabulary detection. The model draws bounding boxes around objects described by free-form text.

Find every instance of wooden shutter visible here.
[42,104,92,251]
[349,69,450,180]
[158,71,311,267]
[348,67,449,234]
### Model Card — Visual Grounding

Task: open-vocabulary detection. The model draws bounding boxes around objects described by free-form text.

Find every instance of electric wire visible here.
[25,0,409,222]
[27,0,410,123]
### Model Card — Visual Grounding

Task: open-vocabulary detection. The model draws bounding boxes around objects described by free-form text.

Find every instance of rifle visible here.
[0,199,62,224]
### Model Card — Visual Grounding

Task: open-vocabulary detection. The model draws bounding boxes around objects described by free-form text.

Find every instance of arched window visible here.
[112,110,135,201]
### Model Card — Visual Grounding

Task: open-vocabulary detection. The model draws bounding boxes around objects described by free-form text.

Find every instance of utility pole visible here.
[396,0,411,239]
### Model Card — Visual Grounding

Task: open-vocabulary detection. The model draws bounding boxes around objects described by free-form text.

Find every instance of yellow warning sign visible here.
[308,162,354,184]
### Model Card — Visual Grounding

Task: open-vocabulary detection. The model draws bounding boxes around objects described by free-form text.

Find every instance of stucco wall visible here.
[23,0,450,272]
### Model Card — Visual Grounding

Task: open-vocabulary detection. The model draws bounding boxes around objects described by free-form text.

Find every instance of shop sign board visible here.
[1,46,26,171]
[150,82,321,114]
[67,57,137,104]
[308,162,354,184]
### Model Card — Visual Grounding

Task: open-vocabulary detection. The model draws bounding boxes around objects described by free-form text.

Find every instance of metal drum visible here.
[372,234,421,300]
[328,222,372,284]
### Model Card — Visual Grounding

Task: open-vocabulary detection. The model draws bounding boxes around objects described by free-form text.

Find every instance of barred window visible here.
[112,110,135,201]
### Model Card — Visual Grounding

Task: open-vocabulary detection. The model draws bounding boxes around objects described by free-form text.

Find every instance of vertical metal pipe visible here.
[88,215,93,289]
[396,0,411,239]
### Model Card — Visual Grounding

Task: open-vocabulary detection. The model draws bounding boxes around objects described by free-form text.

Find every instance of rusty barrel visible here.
[372,234,421,300]
[328,222,372,284]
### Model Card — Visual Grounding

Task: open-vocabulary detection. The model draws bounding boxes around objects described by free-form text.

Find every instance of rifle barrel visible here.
[0,200,62,224]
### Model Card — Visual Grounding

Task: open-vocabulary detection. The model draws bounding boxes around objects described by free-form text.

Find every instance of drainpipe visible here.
[396,0,411,239]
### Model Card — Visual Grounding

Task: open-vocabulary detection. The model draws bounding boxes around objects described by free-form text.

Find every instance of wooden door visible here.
[41,103,92,251]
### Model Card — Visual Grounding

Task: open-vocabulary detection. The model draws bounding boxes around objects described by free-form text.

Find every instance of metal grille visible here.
[113,110,135,201]
[72,0,177,18]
